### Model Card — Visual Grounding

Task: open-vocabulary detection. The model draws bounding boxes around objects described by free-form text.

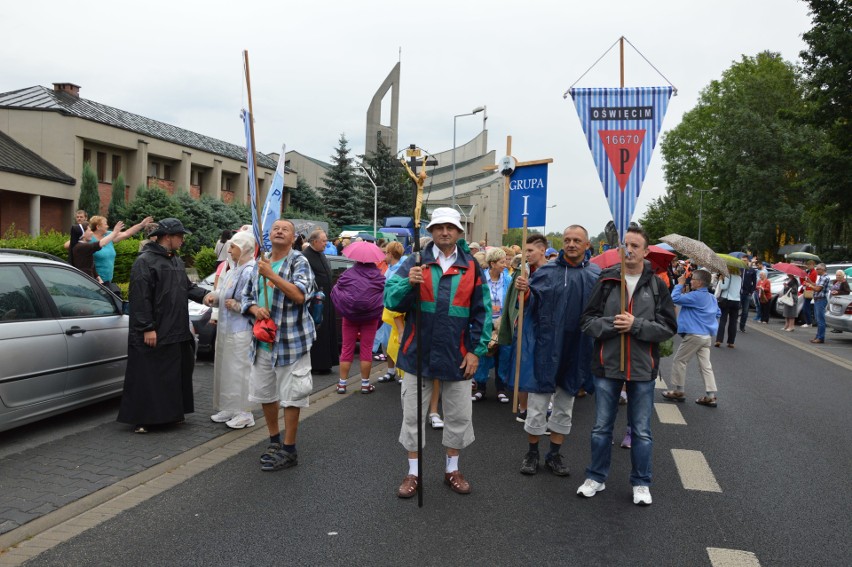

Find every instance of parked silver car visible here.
[825,294,852,333]
[0,250,128,432]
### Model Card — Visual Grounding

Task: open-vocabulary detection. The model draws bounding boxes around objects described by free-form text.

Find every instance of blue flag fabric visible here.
[569,87,673,242]
[259,146,286,252]
[240,109,262,251]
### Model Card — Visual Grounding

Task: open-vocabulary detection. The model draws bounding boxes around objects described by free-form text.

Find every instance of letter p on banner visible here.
[569,87,672,241]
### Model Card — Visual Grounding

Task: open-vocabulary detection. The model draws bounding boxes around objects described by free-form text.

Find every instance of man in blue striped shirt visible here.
[242,219,316,471]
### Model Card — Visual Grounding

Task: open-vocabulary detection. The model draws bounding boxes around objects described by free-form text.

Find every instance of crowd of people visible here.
[65,207,848,506]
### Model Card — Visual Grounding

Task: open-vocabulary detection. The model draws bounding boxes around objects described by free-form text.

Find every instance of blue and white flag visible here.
[569,87,673,242]
[259,145,286,252]
[240,109,262,251]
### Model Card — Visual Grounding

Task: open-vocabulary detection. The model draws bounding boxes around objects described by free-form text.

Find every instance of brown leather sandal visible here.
[397,474,418,498]
[444,470,471,494]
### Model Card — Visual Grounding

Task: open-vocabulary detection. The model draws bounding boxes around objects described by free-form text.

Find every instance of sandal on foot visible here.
[444,470,471,494]
[661,390,686,402]
[260,448,298,471]
[377,372,395,383]
[336,383,347,394]
[497,392,509,404]
[398,474,419,498]
[695,396,718,407]
[361,383,375,394]
[471,391,484,402]
[259,442,283,464]
[373,353,387,361]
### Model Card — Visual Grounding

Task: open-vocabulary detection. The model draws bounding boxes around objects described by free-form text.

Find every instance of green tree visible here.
[287,176,324,216]
[358,137,411,223]
[642,52,811,258]
[78,162,100,217]
[322,134,364,226]
[107,173,126,226]
[798,0,852,258]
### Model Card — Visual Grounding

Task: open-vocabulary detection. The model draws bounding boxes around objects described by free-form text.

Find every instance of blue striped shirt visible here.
[241,250,316,366]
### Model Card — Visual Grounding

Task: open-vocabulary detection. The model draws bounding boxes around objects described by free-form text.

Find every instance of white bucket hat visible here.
[426,207,464,232]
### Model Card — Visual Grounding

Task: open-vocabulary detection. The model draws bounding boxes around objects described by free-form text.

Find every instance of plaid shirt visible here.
[241,250,316,366]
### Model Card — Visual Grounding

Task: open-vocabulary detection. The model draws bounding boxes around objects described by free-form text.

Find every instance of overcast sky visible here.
[3,0,814,237]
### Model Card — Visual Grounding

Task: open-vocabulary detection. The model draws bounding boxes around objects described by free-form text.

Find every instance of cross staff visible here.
[400,145,436,508]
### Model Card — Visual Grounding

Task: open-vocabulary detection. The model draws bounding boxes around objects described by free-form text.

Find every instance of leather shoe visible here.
[444,470,471,494]
[810,338,824,344]
[397,474,419,498]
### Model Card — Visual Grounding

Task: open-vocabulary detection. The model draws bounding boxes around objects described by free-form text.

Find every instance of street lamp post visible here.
[357,164,379,236]
[452,105,486,208]
[686,184,718,242]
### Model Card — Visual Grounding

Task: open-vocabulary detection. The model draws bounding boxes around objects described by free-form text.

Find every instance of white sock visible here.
[408,458,418,476]
[445,455,459,473]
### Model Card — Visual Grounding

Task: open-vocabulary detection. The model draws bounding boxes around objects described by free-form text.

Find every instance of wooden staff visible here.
[243,50,263,261]
[511,215,528,413]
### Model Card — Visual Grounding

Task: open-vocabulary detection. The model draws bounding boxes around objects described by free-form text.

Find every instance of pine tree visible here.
[358,137,411,223]
[288,176,324,216]
[78,162,100,217]
[107,173,125,225]
[322,134,364,226]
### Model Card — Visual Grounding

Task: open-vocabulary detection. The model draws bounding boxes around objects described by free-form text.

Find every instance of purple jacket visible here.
[331,262,385,323]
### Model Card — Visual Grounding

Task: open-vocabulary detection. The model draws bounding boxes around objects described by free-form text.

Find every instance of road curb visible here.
[749,322,852,372]
[0,364,388,563]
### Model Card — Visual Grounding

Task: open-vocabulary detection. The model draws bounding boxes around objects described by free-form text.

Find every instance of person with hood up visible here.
[204,231,258,429]
[117,218,210,434]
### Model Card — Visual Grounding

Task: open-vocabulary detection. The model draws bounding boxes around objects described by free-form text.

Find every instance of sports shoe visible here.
[210,410,236,423]
[545,453,570,476]
[429,413,444,429]
[620,429,632,449]
[633,485,652,505]
[801,324,810,328]
[515,409,528,423]
[226,412,255,429]
[520,450,539,475]
[577,478,605,498]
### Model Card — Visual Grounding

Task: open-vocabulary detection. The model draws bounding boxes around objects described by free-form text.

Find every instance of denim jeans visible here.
[814,298,827,340]
[739,295,751,330]
[802,297,813,325]
[586,377,655,486]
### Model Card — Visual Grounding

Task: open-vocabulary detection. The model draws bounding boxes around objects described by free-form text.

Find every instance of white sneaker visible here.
[577,479,606,498]
[632,485,652,506]
[429,413,444,429]
[801,324,810,328]
[226,412,255,429]
[210,410,236,423]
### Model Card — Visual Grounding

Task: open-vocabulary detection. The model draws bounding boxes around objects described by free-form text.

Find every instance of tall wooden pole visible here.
[244,50,260,220]
[511,215,528,413]
[619,36,626,372]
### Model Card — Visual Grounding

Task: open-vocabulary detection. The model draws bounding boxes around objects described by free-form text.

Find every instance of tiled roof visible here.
[0,130,75,184]
[0,86,277,169]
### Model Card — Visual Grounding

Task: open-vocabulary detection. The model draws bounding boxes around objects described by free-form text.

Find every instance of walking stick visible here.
[402,153,428,508]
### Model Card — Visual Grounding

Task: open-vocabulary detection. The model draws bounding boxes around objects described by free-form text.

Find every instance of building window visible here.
[112,155,122,180]
[224,177,232,191]
[163,165,172,181]
[149,162,159,177]
[96,152,106,182]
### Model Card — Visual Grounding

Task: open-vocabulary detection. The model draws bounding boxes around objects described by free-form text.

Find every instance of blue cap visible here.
[546,247,558,257]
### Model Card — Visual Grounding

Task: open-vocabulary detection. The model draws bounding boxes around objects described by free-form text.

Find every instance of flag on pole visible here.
[569,87,673,241]
[240,109,262,250]
[259,145,286,252]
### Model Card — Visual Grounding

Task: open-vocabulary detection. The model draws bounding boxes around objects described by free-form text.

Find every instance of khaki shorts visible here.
[248,351,312,408]
[524,388,575,436]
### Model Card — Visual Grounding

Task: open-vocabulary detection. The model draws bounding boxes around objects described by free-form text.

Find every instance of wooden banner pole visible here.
[511,216,528,413]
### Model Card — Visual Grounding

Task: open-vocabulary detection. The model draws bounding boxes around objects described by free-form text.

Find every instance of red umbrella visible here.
[591,245,675,273]
[342,240,385,264]
[772,262,808,279]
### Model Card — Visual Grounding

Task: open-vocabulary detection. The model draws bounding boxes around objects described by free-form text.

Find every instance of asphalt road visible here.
[9,321,852,566]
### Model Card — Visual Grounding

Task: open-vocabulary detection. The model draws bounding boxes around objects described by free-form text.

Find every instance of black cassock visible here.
[303,246,339,372]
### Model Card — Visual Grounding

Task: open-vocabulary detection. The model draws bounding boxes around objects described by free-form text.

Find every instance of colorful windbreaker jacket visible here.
[384,241,492,381]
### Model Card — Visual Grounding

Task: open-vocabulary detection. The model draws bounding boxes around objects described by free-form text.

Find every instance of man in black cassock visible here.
[303,229,338,374]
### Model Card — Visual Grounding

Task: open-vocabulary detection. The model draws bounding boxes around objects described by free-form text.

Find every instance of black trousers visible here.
[716,298,740,344]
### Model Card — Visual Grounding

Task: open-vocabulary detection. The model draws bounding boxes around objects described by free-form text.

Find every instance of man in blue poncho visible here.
[512,225,600,477]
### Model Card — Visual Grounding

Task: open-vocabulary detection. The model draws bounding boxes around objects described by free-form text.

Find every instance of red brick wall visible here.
[221,190,234,204]
[0,190,30,236]
[40,197,65,233]
[190,184,201,198]
[98,182,112,215]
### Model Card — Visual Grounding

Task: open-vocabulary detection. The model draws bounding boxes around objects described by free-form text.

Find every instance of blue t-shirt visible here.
[91,232,116,281]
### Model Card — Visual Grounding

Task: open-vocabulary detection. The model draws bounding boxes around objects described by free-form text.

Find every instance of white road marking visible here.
[707,547,761,566]
[671,449,722,492]
[654,403,686,425]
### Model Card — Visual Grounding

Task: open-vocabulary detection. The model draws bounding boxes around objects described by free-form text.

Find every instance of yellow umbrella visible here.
[716,253,747,270]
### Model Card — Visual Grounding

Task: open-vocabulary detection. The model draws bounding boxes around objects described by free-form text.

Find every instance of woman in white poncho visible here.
[206,231,258,429]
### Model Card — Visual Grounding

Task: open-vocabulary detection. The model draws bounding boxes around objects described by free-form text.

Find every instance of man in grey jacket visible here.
[576,226,677,506]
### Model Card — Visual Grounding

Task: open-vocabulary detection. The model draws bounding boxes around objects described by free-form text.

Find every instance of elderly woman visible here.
[472,247,512,403]
[830,270,850,296]
[204,231,258,429]
[781,274,800,331]
[755,270,772,324]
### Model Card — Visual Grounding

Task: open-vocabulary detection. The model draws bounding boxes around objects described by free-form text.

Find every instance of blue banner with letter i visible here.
[507,163,548,229]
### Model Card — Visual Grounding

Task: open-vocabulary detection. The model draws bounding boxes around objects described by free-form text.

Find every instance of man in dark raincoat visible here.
[512,225,600,477]
[117,218,209,433]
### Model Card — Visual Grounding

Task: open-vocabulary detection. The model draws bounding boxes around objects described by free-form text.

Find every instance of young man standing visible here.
[242,219,316,472]
[577,227,677,506]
